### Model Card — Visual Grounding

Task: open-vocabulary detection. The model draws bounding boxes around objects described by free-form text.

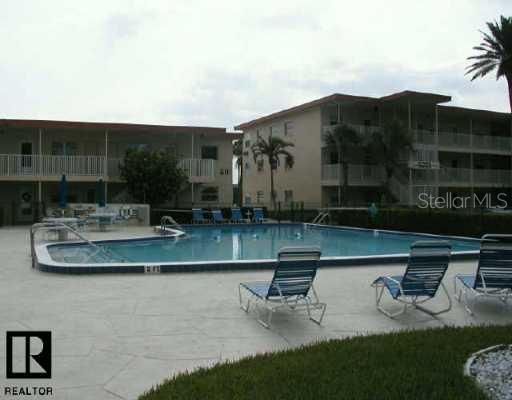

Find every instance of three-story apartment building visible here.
[0,119,240,224]
[235,90,512,208]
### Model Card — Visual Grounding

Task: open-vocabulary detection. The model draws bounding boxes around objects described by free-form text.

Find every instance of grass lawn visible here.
[139,325,511,400]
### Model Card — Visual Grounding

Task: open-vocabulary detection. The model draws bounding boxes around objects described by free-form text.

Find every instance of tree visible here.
[466,15,512,111]
[119,148,187,205]
[323,124,362,206]
[233,138,243,206]
[251,135,294,209]
[366,119,413,202]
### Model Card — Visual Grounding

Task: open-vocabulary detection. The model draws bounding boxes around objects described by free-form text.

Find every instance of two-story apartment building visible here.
[0,119,240,224]
[235,90,512,208]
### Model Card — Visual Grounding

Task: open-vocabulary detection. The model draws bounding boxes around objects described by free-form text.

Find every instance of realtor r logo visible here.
[6,331,52,379]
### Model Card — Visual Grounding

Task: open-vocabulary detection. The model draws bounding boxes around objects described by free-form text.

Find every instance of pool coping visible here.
[33,223,481,274]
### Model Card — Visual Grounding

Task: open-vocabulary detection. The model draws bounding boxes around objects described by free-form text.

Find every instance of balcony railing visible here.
[177,158,216,182]
[415,129,511,153]
[413,167,510,186]
[0,154,216,182]
[0,154,107,177]
[321,164,385,185]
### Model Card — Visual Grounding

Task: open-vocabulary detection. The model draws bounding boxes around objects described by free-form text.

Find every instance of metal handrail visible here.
[160,215,184,235]
[30,222,128,265]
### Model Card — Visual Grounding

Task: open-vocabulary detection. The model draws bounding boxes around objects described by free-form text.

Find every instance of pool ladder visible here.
[312,210,330,225]
[160,215,185,235]
[30,222,127,267]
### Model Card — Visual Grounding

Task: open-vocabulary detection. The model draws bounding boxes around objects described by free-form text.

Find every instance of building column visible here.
[337,103,342,124]
[104,129,109,202]
[408,101,413,205]
[434,106,439,194]
[38,128,43,202]
[470,118,474,199]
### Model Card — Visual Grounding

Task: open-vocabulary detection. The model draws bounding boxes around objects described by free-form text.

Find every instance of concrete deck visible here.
[0,226,510,399]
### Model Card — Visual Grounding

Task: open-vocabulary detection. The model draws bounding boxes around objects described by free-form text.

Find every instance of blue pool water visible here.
[47,224,480,264]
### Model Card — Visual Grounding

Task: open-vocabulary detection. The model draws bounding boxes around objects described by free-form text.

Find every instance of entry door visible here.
[20,142,33,171]
[18,186,34,222]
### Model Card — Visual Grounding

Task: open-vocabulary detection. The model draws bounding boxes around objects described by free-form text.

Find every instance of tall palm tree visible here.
[467,15,512,111]
[367,119,412,202]
[323,124,361,206]
[251,135,294,209]
[233,139,243,206]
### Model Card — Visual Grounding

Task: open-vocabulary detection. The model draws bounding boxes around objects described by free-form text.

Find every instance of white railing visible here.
[473,168,510,185]
[438,131,471,148]
[178,158,216,180]
[0,154,106,177]
[472,134,511,152]
[321,164,385,185]
[0,155,216,181]
[322,124,380,142]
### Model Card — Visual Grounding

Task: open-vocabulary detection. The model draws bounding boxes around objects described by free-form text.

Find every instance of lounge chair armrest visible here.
[384,276,405,296]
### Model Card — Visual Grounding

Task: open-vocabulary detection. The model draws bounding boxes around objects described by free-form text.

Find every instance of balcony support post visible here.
[469,119,474,200]
[38,128,43,202]
[434,106,439,190]
[104,129,109,203]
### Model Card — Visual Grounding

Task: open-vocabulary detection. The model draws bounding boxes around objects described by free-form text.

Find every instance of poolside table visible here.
[87,212,117,232]
[42,217,79,240]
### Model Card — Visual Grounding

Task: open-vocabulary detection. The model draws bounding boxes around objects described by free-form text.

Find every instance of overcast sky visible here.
[2,1,512,130]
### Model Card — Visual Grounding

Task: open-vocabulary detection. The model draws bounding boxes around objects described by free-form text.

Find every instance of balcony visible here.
[321,164,385,186]
[322,124,380,141]
[413,167,511,187]
[0,154,216,183]
[415,130,512,154]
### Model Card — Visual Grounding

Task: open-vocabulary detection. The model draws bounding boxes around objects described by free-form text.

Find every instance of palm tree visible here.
[467,16,512,111]
[251,135,294,209]
[323,124,361,206]
[233,139,243,206]
[366,119,413,202]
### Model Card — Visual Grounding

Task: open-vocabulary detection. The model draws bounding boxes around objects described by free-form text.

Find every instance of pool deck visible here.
[0,225,511,399]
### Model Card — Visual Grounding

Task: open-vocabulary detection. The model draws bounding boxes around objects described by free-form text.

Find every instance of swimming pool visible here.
[34,224,481,274]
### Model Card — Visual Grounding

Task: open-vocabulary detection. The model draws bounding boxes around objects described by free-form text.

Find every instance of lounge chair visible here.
[231,207,250,223]
[252,207,269,223]
[454,234,512,315]
[212,209,228,224]
[371,241,452,318]
[239,246,327,328]
[192,208,208,224]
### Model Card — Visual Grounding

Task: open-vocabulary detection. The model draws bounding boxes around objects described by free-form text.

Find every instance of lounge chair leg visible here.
[414,283,452,316]
[238,285,251,313]
[255,303,271,329]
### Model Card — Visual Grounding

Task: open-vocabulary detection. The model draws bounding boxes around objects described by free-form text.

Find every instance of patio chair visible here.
[212,209,228,224]
[253,207,269,223]
[231,207,250,223]
[371,241,452,318]
[192,208,208,224]
[239,246,327,328]
[454,234,512,315]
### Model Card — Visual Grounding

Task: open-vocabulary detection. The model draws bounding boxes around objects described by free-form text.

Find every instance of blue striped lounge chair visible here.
[454,234,512,315]
[212,209,228,224]
[252,207,268,223]
[238,247,326,328]
[192,208,208,224]
[231,208,249,223]
[371,241,452,318]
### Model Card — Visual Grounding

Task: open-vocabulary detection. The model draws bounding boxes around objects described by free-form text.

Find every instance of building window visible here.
[244,195,252,205]
[244,140,251,148]
[127,143,149,151]
[52,142,78,156]
[284,121,294,136]
[201,146,218,160]
[220,169,230,175]
[284,190,293,204]
[201,186,219,202]
[256,191,264,204]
